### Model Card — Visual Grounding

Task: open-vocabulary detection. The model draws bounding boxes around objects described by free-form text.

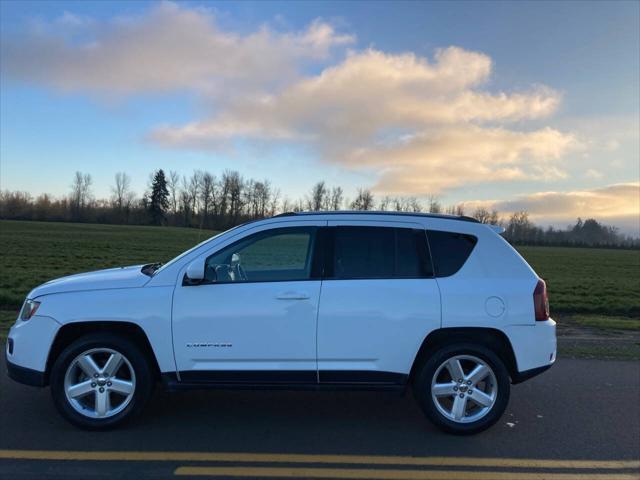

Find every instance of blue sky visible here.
[1,1,638,232]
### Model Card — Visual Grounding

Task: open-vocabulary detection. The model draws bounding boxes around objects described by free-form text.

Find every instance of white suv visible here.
[6,212,556,434]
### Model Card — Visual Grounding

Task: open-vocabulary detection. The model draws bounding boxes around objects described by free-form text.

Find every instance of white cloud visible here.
[462,183,640,234]
[151,47,573,193]
[584,169,604,179]
[1,1,353,95]
[2,2,580,195]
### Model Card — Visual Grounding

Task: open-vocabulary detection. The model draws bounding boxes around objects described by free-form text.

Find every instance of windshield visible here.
[152,226,242,275]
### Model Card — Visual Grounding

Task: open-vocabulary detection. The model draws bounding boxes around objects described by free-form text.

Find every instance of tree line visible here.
[1,169,637,248]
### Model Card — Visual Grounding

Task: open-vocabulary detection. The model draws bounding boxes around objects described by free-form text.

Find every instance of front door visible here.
[172,222,324,384]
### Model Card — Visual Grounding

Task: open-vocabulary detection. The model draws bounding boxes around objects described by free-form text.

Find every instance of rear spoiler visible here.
[487,224,506,235]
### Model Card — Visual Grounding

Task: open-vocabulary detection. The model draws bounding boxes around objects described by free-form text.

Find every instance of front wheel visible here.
[413,343,510,435]
[50,333,153,430]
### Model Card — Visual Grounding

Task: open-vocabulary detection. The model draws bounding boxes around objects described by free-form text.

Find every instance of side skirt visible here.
[161,370,408,392]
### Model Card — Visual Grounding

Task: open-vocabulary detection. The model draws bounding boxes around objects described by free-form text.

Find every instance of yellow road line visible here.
[174,466,639,480]
[0,450,638,470]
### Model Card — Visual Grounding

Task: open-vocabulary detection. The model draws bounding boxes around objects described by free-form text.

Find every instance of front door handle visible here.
[276,291,310,300]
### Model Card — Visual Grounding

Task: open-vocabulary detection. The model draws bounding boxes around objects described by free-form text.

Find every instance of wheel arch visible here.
[45,321,161,385]
[410,327,518,383]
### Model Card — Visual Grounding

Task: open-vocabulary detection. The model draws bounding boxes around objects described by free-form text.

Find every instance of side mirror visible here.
[185,258,206,284]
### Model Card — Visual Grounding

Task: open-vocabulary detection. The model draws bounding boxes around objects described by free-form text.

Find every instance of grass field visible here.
[1,220,639,337]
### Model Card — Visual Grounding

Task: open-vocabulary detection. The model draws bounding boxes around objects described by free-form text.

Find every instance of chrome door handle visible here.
[276,292,310,300]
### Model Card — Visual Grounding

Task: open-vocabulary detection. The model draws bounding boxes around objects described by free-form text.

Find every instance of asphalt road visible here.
[0,355,638,479]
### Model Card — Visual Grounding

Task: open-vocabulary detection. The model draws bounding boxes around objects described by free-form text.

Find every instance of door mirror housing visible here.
[185,258,206,284]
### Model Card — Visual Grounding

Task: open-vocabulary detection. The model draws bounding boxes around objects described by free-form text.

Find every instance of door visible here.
[172,222,324,384]
[317,221,441,385]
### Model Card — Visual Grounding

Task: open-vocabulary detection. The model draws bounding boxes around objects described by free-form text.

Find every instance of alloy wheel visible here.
[430,354,498,423]
[63,348,136,419]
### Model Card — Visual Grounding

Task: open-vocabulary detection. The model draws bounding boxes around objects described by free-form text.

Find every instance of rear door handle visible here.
[276,291,310,300]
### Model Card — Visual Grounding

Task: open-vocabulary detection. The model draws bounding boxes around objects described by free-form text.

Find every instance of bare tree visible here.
[506,211,534,242]
[111,172,131,208]
[393,197,408,212]
[187,171,203,215]
[255,180,271,218]
[280,196,293,214]
[222,170,244,224]
[408,197,423,212]
[199,172,216,228]
[70,171,92,220]
[307,181,327,211]
[167,170,180,216]
[472,207,491,223]
[111,172,135,223]
[427,195,442,214]
[378,195,391,211]
[350,188,374,210]
[472,207,500,224]
[268,187,280,216]
[329,186,343,211]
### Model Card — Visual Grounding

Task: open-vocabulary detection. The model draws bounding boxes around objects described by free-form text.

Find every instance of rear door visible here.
[317,221,441,385]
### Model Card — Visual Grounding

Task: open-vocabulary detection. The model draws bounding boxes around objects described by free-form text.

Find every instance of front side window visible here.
[205,227,316,283]
[329,226,432,279]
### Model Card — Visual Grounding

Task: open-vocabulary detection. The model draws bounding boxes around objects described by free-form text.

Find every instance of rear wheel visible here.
[413,343,510,434]
[50,333,153,429]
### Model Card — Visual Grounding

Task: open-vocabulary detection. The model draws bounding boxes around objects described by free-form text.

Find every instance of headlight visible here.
[20,299,41,321]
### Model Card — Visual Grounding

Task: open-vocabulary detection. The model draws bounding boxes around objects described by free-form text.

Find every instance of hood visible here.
[28,265,151,298]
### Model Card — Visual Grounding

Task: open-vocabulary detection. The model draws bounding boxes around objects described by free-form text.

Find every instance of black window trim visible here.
[425,229,478,278]
[190,226,321,286]
[321,225,435,281]
[183,224,459,286]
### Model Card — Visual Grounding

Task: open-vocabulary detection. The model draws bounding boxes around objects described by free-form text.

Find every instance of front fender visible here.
[34,287,176,373]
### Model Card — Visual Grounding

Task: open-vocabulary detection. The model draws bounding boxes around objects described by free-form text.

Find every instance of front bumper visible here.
[5,314,59,385]
[6,351,47,386]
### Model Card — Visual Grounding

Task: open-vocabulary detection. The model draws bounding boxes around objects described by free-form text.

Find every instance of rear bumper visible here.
[511,363,553,384]
[504,318,557,375]
[5,351,47,387]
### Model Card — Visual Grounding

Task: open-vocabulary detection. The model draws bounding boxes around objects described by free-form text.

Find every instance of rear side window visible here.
[426,230,477,277]
[329,226,432,279]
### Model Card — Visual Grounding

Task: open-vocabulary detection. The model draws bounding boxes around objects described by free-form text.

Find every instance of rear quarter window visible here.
[427,230,478,277]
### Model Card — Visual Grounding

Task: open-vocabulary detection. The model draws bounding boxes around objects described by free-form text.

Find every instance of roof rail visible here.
[271,211,479,223]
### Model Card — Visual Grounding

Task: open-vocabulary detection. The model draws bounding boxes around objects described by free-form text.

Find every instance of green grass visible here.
[516,246,640,318]
[558,342,640,360]
[0,220,216,311]
[565,315,640,331]
[1,221,638,341]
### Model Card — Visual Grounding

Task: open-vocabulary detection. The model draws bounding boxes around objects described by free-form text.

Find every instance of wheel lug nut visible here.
[91,383,96,388]
[459,393,464,398]
[453,386,458,391]
[99,387,104,393]
[458,379,463,383]
[107,382,112,387]
[468,390,473,394]
[467,380,472,385]
[93,373,99,378]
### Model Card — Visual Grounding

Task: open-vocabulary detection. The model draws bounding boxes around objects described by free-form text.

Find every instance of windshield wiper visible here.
[141,262,163,276]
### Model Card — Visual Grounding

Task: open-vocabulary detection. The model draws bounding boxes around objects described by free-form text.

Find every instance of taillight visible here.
[533,279,550,321]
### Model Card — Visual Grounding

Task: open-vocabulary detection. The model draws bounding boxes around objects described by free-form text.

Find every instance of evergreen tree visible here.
[148,169,169,225]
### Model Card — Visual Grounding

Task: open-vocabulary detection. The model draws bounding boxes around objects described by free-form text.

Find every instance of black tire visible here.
[413,343,510,435]
[50,333,154,430]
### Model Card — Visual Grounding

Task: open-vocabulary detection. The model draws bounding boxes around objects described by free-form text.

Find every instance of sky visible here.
[1,0,639,234]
